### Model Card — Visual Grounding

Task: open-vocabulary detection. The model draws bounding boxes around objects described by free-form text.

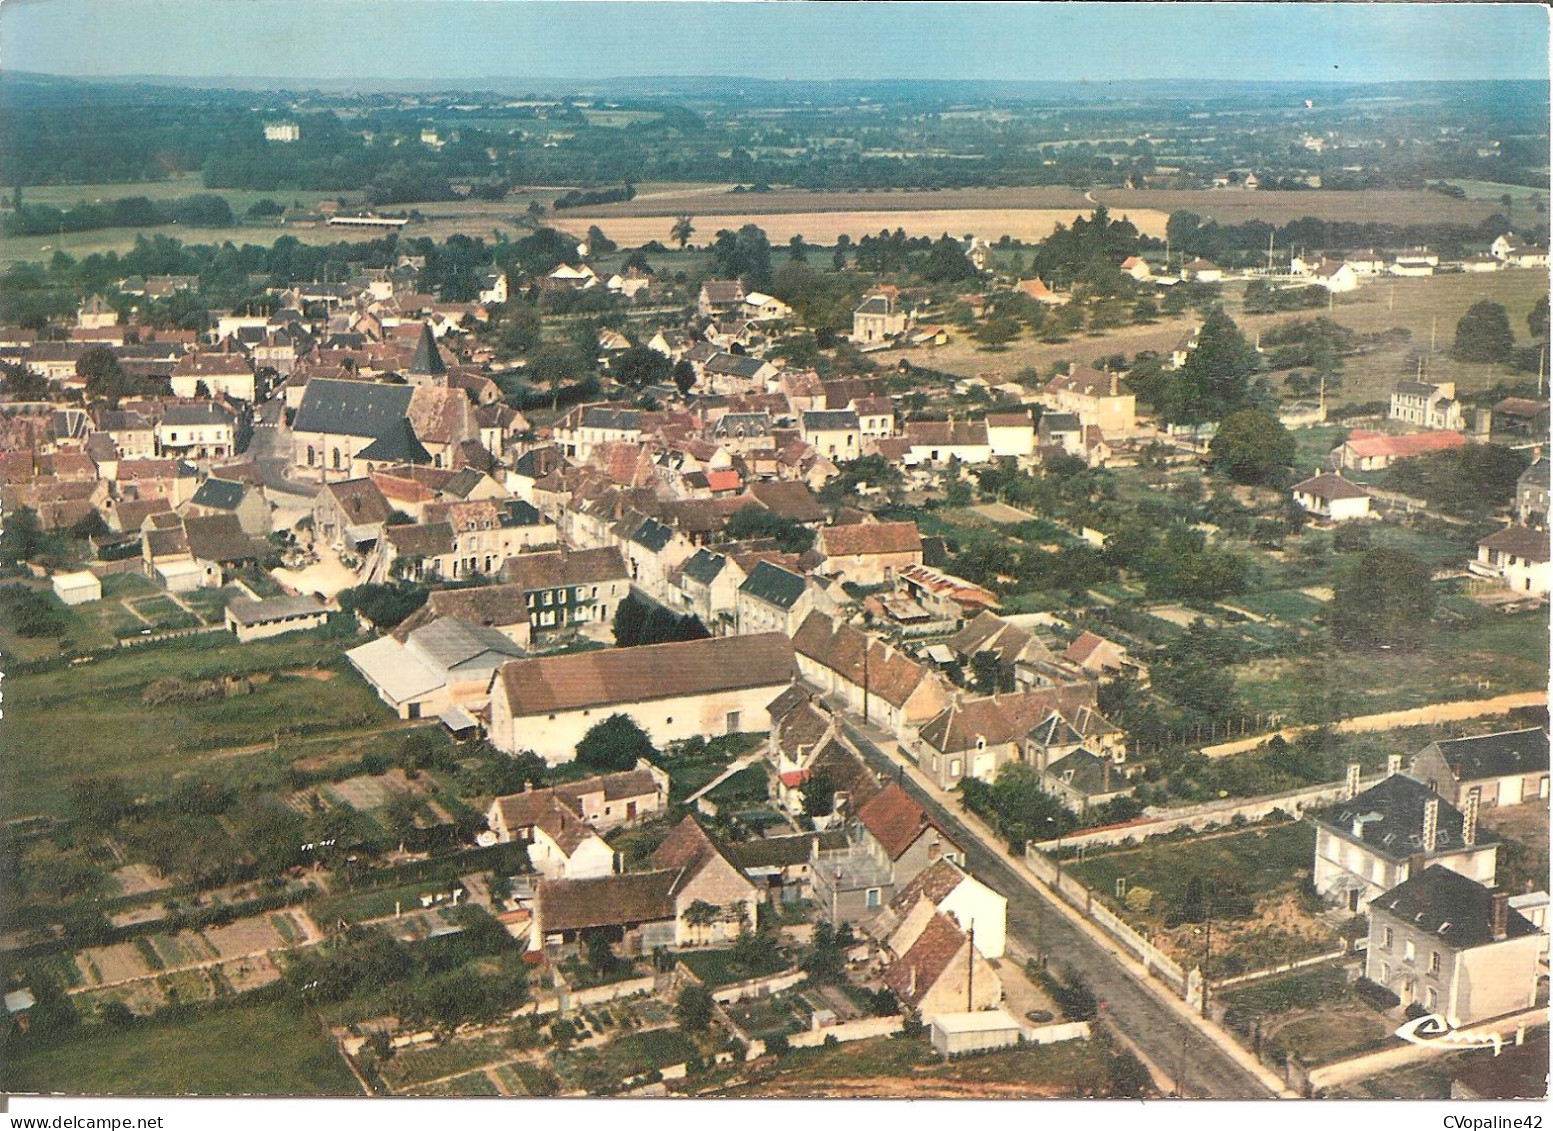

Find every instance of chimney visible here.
[1490,892,1510,941]
[1386,754,1403,777]
[1463,786,1481,847]
[1421,797,1439,853]
[1110,372,1119,397]
[1345,762,1361,800]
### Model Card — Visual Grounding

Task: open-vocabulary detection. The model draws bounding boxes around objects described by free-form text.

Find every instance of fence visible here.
[1210,945,1349,992]
[1024,847,1188,995]
[116,623,229,648]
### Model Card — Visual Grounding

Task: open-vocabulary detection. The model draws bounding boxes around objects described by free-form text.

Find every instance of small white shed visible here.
[930,1009,1025,1057]
[51,570,102,606]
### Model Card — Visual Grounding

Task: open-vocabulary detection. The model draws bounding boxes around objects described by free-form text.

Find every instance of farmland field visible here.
[553,206,1171,249]
[1092,187,1523,228]
[2,633,385,819]
[0,998,363,1096]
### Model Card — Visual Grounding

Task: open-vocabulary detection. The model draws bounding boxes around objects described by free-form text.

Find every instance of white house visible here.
[1472,525,1550,596]
[1291,471,1372,522]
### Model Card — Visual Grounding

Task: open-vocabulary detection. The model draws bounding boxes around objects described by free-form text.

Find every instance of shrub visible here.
[1353,977,1401,1010]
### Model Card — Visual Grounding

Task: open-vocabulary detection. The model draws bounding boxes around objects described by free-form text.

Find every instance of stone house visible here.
[1409,729,1550,810]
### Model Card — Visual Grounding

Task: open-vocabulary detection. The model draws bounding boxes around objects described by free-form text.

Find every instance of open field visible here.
[564,185,1094,218]
[554,206,1171,249]
[0,997,363,1096]
[2,633,382,819]
[1093,188,1523,228]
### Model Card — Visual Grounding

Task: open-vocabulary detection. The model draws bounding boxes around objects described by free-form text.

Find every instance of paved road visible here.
[844,721,1276,1099]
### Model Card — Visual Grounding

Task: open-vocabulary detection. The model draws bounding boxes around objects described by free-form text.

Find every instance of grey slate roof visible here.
[500,500,545,528]
[227,594,326,626]
[1372,866,1537,949]
[406,616,524,671]
[293,378,416,439]
[1312,774,1498,861]
[631,517,674,552]
[740,560,807,609]
[1433,729,1550,783]
[802,409,860,431]
[579,406,641,431]
[356,418,432,464]
[1041,412,1082,432]
[680,549,728,587]
[190,478,246,511]
[407,323,446,377]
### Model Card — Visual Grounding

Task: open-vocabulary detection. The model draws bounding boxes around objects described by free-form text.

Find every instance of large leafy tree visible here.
[1453,300,1516,363]
[576,713,657,773]
[710,224,773,290]
[920,235,978,283]
[1165,307,1260,424]
[1208,410,1296,485]
[1329,547,1437,651]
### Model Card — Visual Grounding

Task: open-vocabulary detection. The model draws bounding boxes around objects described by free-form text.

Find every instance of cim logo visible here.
[1394,1013,1505,1056]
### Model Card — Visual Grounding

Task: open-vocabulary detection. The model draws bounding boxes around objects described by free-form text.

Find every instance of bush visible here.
[1353,977,1401,1010]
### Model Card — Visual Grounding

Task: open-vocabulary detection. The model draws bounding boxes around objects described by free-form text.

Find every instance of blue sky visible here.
[0,1,1547,84]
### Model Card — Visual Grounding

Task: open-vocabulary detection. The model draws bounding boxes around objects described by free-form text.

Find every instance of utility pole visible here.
[1200,887,1214,1019]
[967,923,976,1010]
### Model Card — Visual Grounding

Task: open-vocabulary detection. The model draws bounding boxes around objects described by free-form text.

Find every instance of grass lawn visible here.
[1217,965,1401,1067]
[0,998,362,1096]
[1070,821,1336,977]
[3,633,384,819]
[677,946,792,988]
[1233,605,1548,724]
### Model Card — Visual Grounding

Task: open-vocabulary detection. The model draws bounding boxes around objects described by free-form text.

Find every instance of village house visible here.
[735,560,813,637]
[347,616,525,721]
[1042,368,1137,438]
[896,563,998,622]
[813,783,964,923]
[1493,398,1551,441]
[392,583,534,650]
[792,611,950,736]
[1037,412,1084,457]
[815,521,923,585]
[1291,470,1373,522]
[1041,748,1132,815]
[312,477,394,550]
[1471,525,1550,596]
[697,280,747,319]
[1365,867,1541,1026]
[852,287,909,344]
[872,856,1008,960]
[170,351,257,403]
[668,549,745,633]
[1333,430,1466,472]
[947,611,1063,691]
[1390,379,1462,431]
[910,684,1099,790]
[1311,259,1359,293]
[224,594,329,643]
[1180,258,1223,283]
[182,476,271,537]
[554,404,642,463]
[1517,458,1549,528]
[486,789,617,881]
[486,633,796,763]
[1410,729,1550,810]
[903,419,993,466]
[883,910,1003,1022]
[1309,770,1500,914]
[984,411,1037,458]
[800,409,862,460]
[499,546,631,638]
[155,403,236,462]
[1060,629,1148,686]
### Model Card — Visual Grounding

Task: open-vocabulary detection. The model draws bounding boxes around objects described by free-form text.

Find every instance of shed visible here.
[930,1009,1025,1056]
[51,570,102,606]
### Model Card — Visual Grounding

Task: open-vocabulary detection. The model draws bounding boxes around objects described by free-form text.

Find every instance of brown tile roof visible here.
[891,857,969,912]
[561,767,662,805]
[1044,369,1120,399]
[495,632,795,717]
[536,871,678,934]
[392,583,529,641]
[747,480,826,523]
[324,478,393,525]
[792,612,931,710]
[857,783,945,861]
[918,687,1097,755]
[1292,471,1370,501]
[1341,430,1466,459]
[500,547,629,591]
[904,420,988,447]
[384,521,455,557]
[1480,524,1550,562]
[884,910,967,1006]
[808,740,882,810]
[818,521,922,559]
[183,513,259,564]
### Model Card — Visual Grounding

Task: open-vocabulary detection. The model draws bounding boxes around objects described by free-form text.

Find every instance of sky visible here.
[0,1,1547,86]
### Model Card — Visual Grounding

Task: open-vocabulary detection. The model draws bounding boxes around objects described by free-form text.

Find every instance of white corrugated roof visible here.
[930,1009,1022,1034]
[346,635,444,704]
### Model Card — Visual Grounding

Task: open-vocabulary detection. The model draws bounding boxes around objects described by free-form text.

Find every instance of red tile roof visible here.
[858,783,944,861]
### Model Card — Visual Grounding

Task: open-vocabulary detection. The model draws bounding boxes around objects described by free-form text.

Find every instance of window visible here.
[1429,951,1441,975]
[1404,939,1416,964]
[865,888,881,909]
[543,591,552,606]
[1383,927,1394,950]
[950,759,962,778]
[1379,961,1391,983]
[1425,987,1438,1011]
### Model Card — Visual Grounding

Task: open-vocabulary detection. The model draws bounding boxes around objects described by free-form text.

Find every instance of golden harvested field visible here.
[1092,188,1526,228]
[564,185,1096,217]
[555,206,1171,249]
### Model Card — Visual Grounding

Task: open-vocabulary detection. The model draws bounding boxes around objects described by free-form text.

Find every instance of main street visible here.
[841,718,1279,1099]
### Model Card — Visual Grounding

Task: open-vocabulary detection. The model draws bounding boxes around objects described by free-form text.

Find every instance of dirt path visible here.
[1201,690,1548,757]
[177,719,434,769]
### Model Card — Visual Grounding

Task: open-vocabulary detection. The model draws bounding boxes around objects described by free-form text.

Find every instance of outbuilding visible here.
[930,1009,1025,1056]
[51,570,102,606]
